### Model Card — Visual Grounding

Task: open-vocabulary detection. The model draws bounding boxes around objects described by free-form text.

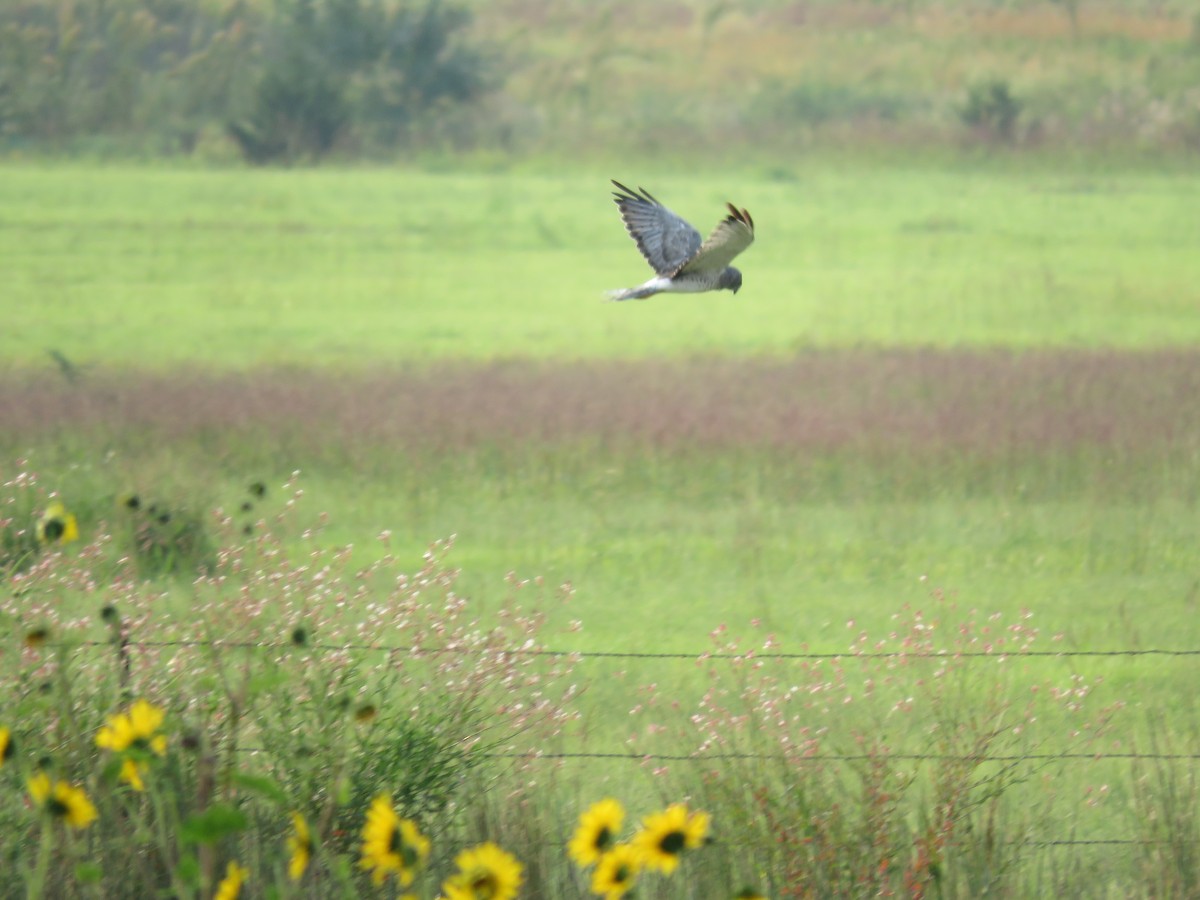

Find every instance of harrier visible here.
[607,180,755,301]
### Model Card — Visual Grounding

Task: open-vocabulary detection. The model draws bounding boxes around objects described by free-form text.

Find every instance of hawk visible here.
[607,180,755,301]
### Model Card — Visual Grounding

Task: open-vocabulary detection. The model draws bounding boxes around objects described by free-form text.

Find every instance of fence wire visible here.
[77,637,1200,661]
[62,634,1199,852]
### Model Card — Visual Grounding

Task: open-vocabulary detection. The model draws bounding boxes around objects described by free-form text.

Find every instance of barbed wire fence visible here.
[77,639,1200,660]
[67,636,1200,850]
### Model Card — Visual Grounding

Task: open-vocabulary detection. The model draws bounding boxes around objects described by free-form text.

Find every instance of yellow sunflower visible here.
[441,842,523,900]
[569,797,624,868]
[95,699,168,791]
[359,794,430,887]
[287,811,312,881]
[214,861,248,900]
[28,772,98,830]
[37,501,79,545]
[112,758,148,792]
[96,699,168,753]
[632,802,710,874]
[591,843,641,899]
[0,727,12,767]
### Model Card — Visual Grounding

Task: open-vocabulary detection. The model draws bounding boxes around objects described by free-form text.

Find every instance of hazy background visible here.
[2,0,1199,163]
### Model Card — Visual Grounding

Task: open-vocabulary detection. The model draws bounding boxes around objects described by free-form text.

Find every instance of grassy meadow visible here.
[4,158,1200,896]
[5,162,1200,367]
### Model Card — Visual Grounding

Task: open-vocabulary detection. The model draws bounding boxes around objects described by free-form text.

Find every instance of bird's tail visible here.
[605,286,656,302]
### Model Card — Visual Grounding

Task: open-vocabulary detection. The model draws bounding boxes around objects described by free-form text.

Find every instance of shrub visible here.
[226,5,349,163]
[0,1,250,150]
[116,494,216,578]
[761,81,920,128]
[228,0,493,162]
[960,78,1022,143]
[0,0,496,159]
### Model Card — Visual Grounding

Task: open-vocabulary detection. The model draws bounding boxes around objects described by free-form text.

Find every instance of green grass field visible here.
[5,158,1200,892]
[5,162,1200,369]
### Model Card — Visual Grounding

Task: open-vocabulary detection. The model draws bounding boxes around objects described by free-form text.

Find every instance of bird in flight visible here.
[607,180,755,301]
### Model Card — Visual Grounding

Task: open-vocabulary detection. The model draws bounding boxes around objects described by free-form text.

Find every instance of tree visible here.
[228,0,492,163]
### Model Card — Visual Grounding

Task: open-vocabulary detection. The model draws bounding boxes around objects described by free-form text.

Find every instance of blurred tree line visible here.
[3,0,1198,161]
[0,0,494,161]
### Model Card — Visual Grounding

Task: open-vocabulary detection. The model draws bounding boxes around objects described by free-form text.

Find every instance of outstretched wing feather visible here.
[674,203,755,276]
[611,180,703,276]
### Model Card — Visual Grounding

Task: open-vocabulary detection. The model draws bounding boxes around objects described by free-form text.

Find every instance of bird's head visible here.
[720,267,743,295]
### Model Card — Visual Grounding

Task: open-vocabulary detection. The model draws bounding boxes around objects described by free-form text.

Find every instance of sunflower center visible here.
[47,797,69,818]
[388,826,403,855]
[595,825,613,850]
[660,830,687,855]
[469,870,498,898]
[615,863,632,884]
[43,519,65,540]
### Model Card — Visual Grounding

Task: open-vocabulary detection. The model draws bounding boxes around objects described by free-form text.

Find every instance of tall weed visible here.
[629,603,1125,896]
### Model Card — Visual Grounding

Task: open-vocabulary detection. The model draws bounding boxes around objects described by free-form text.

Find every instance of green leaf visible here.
[75,861,103,884]
[181,803,247,844]
[176,853,200,886]
[231,771,289,806]
[329,854,353,883]
[99,756,126,784]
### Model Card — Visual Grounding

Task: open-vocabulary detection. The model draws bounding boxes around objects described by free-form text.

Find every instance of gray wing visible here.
[675,203,755,276]
[611,181,702,277]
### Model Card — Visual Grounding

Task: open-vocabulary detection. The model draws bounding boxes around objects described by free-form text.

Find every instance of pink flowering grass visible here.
[623,603,1130,896]
[5,349,1200,464]
[0,462,579,896]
